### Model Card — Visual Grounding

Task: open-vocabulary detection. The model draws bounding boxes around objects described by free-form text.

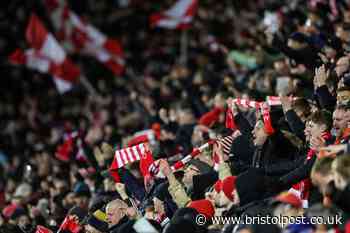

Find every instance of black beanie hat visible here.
[235,169,267,206]
[188,159,213,174]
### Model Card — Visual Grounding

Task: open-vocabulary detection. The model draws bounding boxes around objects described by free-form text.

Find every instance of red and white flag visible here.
[8,14,80,93]
[266,96,296,106]
[110,143,149,170]
[44,0,125,75]
[127,123,161,147]
[109,143,154,182]
[150,0,198,30]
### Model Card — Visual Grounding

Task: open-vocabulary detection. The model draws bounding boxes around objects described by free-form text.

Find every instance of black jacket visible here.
[109,216,135,233]
[332,183,350,214]
[229,134,255,175]
[234,113,302,177]
[252,131,302,176]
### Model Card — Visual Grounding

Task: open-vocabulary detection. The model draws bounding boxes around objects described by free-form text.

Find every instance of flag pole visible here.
[179,29,188,65]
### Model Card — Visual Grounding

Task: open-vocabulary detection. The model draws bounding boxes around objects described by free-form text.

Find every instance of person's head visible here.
[191,125,207,147]
[332,155,350,191]
[153,197,165,215]
[336,23,350,43]
[252,107,283,146]
[287,32,308,50]
[218,176,238,208]
[73,183,91,210]
[311,157,334,194]
[332,105,350,137]
[335,56,350,78]
[306,204,342,232]
[252,119,269,146]
[274,59,289,74]
[177,106,195,125]
[12,209,30,226]
[213,92,227,109]
[337,86,350,105]
[106,199,128,227]
[187,199,215,219]
[292,98,311,122]
[273,192,303,228]
[309,110,333,138]
[182,159,212,190]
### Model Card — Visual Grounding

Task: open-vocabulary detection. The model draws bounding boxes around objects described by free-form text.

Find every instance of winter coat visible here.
[234,112,302,177]
[108,216,135,233]
[332,183,350,214]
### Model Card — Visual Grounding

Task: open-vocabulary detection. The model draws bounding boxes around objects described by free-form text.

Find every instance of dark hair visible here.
[292,98,311,117]
[336,103,350,111]
[337,86,350,93]
[310,110,333,131]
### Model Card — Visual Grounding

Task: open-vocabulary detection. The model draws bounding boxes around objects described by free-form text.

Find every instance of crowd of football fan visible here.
[3,0,350,232]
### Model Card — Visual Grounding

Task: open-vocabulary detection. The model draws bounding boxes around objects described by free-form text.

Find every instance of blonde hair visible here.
[332,155,350,181]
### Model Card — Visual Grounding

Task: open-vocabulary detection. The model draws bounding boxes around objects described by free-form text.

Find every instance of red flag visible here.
[55,132,78,162]
[139,150,154,177]
[58,216,81,233]
[36,226,52,233]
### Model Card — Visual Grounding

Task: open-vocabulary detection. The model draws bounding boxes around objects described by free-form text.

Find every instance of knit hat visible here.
[192,171,218,200]
[2,204,18,219]
[222,176,237,201]
[73,182,91,198]
[213,180,222,193]
[187,199,215,219]
[188,159,213,174]
[275,192,302,209]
